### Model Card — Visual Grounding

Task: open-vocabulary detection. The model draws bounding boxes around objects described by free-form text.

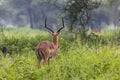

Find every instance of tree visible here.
[111,0,120,27]
[64,0,102,35]
[0,0,13,25]
[0,0,65,28]
[9,0,34,28]
[7,0,62,29]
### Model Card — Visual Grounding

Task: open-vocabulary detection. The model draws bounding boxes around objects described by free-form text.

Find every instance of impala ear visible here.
[57,32,61,35]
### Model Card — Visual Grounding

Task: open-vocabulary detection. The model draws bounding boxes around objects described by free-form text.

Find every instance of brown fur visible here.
[35,33,58,68]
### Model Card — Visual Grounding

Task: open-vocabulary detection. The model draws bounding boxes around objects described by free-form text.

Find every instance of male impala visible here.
[35,17,65,68]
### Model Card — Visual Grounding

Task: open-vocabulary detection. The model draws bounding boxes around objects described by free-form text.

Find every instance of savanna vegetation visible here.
[0,26,120,80]
[0,0,120,80]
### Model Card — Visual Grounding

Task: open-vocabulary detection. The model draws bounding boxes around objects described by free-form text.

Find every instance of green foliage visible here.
[0,27,120,80]
[64,0,101,31]
[0,27,50,54]
[85,32,106,46]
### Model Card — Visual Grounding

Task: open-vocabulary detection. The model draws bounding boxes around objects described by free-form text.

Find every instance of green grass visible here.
[0,27,120,80]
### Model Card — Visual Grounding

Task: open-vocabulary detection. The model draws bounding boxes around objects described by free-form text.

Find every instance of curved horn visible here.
[57,17,65,33]
[45,16,54,33]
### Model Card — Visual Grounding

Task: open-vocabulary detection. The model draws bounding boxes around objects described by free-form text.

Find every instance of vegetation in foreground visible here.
[0,27,120,80]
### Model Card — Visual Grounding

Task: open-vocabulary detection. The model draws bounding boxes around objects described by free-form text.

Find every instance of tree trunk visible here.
[28,8,34,28]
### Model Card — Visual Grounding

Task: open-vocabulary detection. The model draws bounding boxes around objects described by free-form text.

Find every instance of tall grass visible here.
[0,27,120,80]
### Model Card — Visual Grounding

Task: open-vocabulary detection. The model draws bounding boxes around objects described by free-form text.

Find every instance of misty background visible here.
[0,0,120,31]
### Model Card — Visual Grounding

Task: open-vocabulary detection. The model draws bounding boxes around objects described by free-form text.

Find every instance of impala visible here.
[35,17,65,68]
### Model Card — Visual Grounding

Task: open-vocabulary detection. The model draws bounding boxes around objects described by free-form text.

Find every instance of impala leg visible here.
[43,57,48,65]
[48,56,52,66]
[36,50,42,69]
[38,59,41,68]
[43,51,50,65]
[48,57,50,66]
[38,57,42,69]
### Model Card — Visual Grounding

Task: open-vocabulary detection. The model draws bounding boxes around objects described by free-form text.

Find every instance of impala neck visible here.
[52,36,58,49]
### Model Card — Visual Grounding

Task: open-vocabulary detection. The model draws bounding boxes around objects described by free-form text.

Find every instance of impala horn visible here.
[45,16,54,33]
